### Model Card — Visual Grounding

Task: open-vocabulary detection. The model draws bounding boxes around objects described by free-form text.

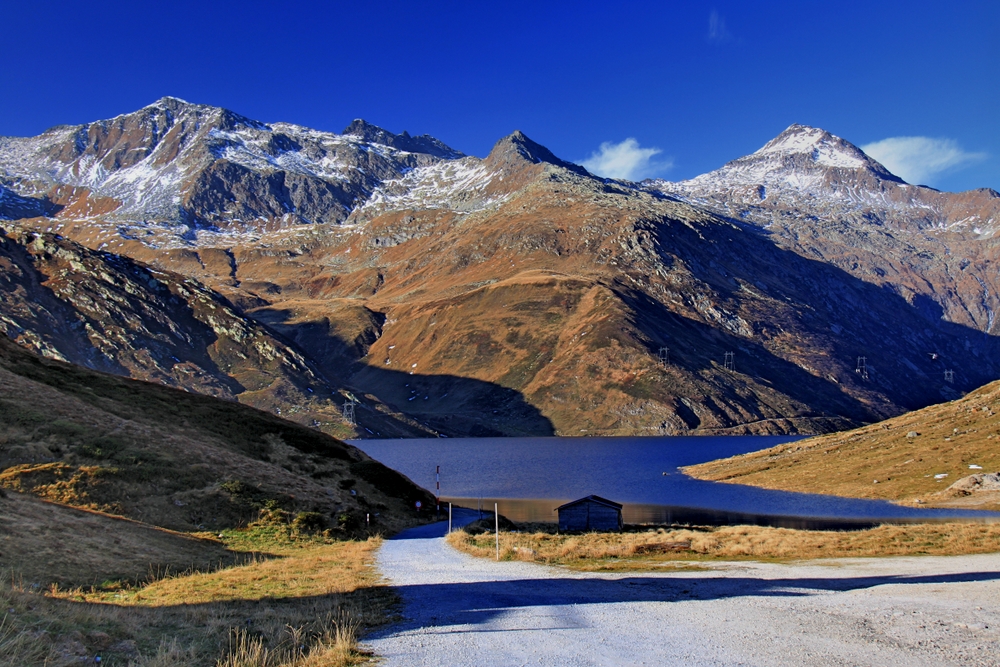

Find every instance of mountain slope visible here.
[0,333,434,533]
[0,226,443,438]
[685,375,1000,511]
[651,124,1000,334]
[4,103,1000,436]
[210,130,1000,435]
[0,227,347,421]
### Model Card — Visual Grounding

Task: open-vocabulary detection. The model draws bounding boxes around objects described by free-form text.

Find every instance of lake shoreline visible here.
[352,435,1000,524]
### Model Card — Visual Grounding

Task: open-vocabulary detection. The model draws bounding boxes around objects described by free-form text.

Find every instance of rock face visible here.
[0,228,340,411]
[0,97,462,232]
[0,228,436,438]
[3,103,1000,437]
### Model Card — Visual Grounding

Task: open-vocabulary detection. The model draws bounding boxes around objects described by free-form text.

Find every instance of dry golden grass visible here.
[215,620,360,667]
[685,380,1000,510]
[0,526,385,667]
[447,522,1000,571]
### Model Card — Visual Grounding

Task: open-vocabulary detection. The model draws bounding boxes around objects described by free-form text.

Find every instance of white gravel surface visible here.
[364,512,1000,666]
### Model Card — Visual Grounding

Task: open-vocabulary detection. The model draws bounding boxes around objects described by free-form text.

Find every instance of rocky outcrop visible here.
[341,119,464,159]
[946,472,1000,494]
[484,130,590,176]
[0,228,348,424]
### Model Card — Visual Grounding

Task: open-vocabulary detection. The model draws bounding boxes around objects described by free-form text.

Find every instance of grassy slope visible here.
[447,522,1000,572]
[684,379,1000,510]
[0,336,436,666]
[0,490,238,588]
[0,334,433,534]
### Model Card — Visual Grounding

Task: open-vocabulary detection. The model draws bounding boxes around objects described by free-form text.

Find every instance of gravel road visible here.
[364,511,1000,666]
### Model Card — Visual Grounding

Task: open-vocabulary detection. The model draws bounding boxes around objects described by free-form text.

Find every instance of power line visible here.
[724,351,735,372]
[342,397,357,425]
[856,356,868,381]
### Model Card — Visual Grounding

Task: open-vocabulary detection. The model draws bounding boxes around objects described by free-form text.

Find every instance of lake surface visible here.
[351,435,1000,526]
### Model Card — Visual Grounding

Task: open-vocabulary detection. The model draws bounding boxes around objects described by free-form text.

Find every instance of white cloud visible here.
[860,136,986,185]
[580,138,673,181]
[707,10,733,44]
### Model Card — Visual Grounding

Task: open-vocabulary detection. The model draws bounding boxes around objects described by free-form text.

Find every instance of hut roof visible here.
[556,495,623,511]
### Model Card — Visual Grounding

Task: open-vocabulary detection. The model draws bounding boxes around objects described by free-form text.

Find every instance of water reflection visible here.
[352,436,1000,524]
[439,497,997,530]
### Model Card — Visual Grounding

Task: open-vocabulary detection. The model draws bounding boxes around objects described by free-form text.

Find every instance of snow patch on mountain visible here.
[757,125,867,169]
[354,157,509,218]
[642,125,1000,235]
[209,121,424,183]
[661,124,890,202]
[0,99,466,243]
[644,124,1000,233]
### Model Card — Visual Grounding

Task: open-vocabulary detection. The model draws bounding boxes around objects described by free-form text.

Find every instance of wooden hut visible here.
[556,495,623,532]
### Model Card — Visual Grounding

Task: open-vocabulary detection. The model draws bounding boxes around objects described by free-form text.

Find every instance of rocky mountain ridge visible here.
[652,123,1000,233]
[0,97,463,236]
[3,102,1000,438]
[650,124,1000,335]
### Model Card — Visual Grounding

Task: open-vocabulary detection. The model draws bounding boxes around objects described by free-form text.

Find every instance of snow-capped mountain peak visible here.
[648,124,898,211]
[649,124,997,233]
[756,124,873,170]
[145,95,193,110]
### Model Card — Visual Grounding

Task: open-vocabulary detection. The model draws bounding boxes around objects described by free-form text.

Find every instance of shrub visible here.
[292,511,327,533]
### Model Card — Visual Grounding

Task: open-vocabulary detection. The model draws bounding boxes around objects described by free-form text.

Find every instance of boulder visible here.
[945,472,1000,495]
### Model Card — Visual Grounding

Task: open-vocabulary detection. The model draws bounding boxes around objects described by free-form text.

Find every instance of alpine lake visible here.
[351,435,1000,529]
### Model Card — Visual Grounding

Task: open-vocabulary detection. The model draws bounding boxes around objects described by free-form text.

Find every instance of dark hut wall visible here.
[558,500,622,532]
[558,504,590,532]
[587,503,622,531]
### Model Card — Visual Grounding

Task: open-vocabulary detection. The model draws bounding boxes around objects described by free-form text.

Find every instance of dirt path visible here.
[364,512,1000,666]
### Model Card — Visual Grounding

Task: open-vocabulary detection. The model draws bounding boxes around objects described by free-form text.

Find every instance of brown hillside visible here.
[685,379,1000,511]
[0,336,428,667]
[0,334,434,533]
[0,228,435,440]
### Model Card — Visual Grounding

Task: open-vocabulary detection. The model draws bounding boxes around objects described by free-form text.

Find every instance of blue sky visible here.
[3,1,998,191]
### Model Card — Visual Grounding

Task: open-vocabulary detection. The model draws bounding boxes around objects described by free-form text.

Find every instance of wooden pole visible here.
[495,503,499,561]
